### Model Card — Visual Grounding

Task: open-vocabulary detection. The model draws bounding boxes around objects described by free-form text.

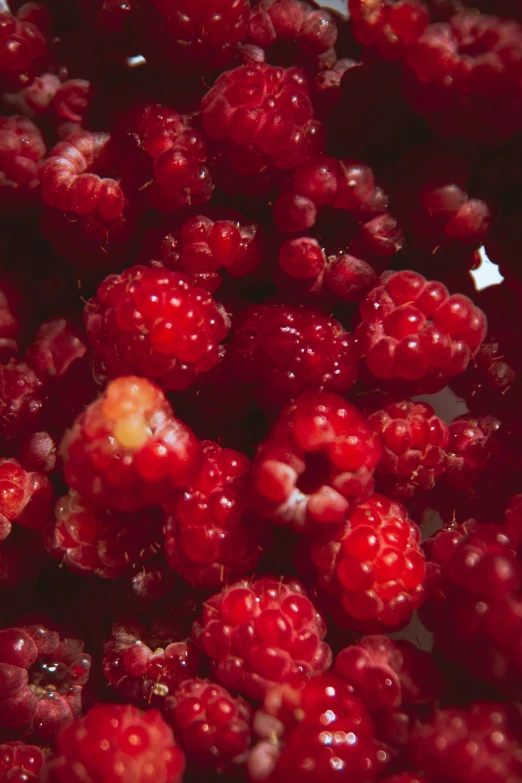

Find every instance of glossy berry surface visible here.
[310,494,425,631]
[0,740,45,781]
[0,459,53,542]
[192,576,331,699]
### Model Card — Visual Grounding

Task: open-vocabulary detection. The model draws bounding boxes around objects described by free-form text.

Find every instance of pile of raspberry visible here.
[1,0,522,781]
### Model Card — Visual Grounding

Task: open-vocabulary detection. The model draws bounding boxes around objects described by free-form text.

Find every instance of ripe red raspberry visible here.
[201,62,323,180]
[47,704,185,783]
[192,576,331,699]
[164,678,252,770]
[24,73,93,125]
[139,211,263,294]
[24,318,87,384]
[134,0,250,74]
[253,392,381,533]
[61,376,201,512]
[309,494,425,631]
[0,459,53,542]
[44,491,164,579]
[354,270,487,390]
[247,0,338,67]
[443,414,502,491]
[0,7,47,92]
[334,635,442,712]
[163,441,266,588]
[349,0,429,58]
[248,673,389,782]
[102,616,199,707]
[367,399,449,499]
[0,624,90,743]
[0,116,46,214]
[85,266,230,392]
[409,703,522,782]
[229,304,358,409]
[0,361,44,441]
[404,12,522,140]
[0,741,45,780]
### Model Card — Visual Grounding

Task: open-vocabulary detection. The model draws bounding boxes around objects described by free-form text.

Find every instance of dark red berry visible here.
[0,459,53,542]
[0,741,45,781]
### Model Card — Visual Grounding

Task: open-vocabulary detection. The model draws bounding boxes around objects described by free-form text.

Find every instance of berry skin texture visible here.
[61,376,201,512]
[102,617,199,707]
[0,741,45,780]
[229,304,358,410]
[0,459,53,542]
[0,361,44,441]
[85,265,230,392]
[334,635,442,712]
[0,624,91,744]
[349,0,429,59]
[0,8,47,92]
[253,392,382,533]
[309,494,425,631]
[46,704,185,783]
[164,678,252,771]
[192,576,331,700]
[163,440,266,587]
[367,399,449,499]
[354,270,487,390]
[409,703,522,783]
[248,673,389,782]
[0,116,46,213]
[44,491,165,579]
[201,62,323,174]
[404,12,522,141]
[443,413,502,491]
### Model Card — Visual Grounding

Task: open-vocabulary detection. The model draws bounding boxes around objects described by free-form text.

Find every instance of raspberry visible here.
[404,12,522,140]
[248,673,389,782]
[0,8,47,92]
[0,459,53,542]
[0,116,46,214]
[349,0,429,58]
[0,624,90,743]
[18,431,57,474]
[253,392,382,533]
[309,494,425,631]
[44,491,164,579]
[85,266,230,392]
[201,62,323,181]
[24,318,87,384]
[229,304,358,409]
[164,678,252,770]
[102,616,199,707]
[0,361,44,442]
[192,576,331,699]
[366,398,449,499]
[409,703,522,782]
[354,270,487,391]
[133,0,250,75]
[0,741,45,780]
[24,73,93,125]
[61,376,201,512]
[163,441,266,587]
[443,414,502,491]
[247,0,338,67]
[0,275,19,362]
[334,635,442,712]
[47,704,185,783]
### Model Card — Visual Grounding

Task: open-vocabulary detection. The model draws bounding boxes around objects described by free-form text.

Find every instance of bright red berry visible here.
[309,494,425,631]
[0,459,53,542]
[0,116,46,214]
[0,8,47,92]
[349,0,429,58]
[0,741,45,781]
[192,576,331,699]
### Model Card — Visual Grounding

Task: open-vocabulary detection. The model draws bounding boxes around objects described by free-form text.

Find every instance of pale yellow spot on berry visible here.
[113,416,152,450]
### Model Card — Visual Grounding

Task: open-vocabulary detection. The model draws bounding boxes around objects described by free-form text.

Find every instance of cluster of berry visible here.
[0,0,521,781]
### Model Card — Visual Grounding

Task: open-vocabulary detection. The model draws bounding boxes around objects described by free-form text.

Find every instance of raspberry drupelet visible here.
[0,361,44,442]
[229,304,358,410]
[201,62,323,181]
[192,576,331,700]
[163,440,266,588]
[102,616,199,707]
[348,0,429,59]
[404,11,522,140]
[133,0,250,75]
[248,673,389,782]
[0,116,46,214]
[309,494,425,631]
[46,704,185,783]
[61,376,201,512]
[409,702,522,782]
[253,392,382,533]
[0,624,91,744]
[0,6,47,93]
[366,399,449,499]
[334,635,442,712]
[164,678,252,771]
[0,459,53,542]
[85,266,230,392]
[44,491,164,579]
[23,73,93,126]
[443,413,502,492]
[0,741,45,780]
[354,270,487,391]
